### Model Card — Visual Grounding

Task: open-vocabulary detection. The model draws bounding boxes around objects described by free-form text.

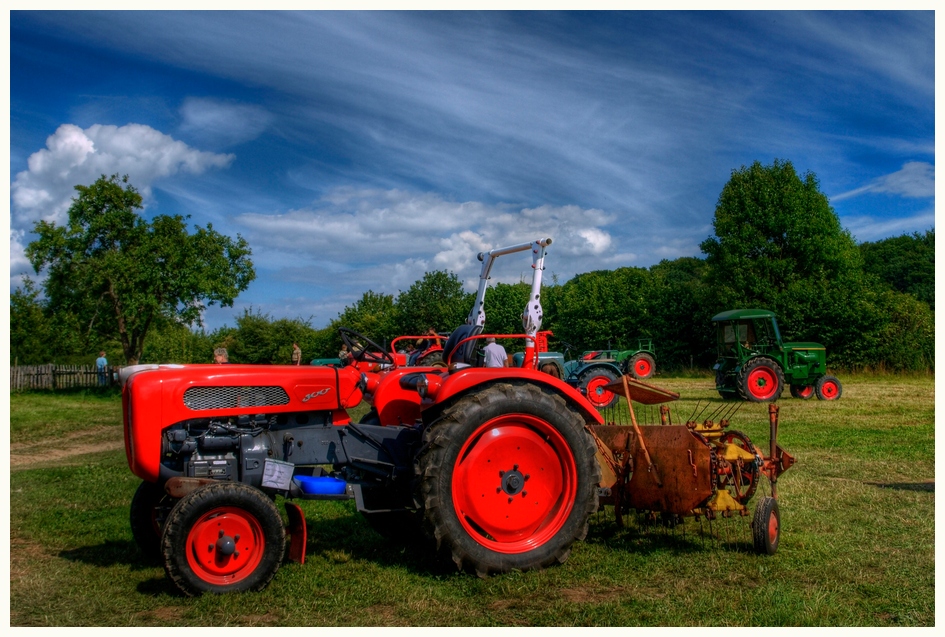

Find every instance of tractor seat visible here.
[441,324,483,366]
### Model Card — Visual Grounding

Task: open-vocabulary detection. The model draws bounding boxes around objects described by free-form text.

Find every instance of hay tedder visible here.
[121,238,796,596]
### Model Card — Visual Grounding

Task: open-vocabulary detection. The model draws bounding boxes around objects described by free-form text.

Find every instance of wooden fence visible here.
[10,364,118,392]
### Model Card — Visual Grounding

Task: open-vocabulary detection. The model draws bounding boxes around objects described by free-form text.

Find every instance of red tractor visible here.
[123,238,793,595]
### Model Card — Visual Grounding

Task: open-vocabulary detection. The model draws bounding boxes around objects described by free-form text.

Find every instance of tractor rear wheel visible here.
[539,362,562,379]
[418,351,445,368]
[580,368,619,409]
[628,353,656,380]
[815,375,842,401]
[789,384,815,400]
[161,482,285,596]
[752,496,780,555]
[737,358,784,402]
[130,480,176,560]
[418,382,600,576]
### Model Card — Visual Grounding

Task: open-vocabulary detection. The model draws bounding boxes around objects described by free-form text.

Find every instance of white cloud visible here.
[179,98,273,148]
[842,209,935,243]
[235,188,619,293]
[831,162,935,202]
[9,230,33,289]
[10,123,236,228]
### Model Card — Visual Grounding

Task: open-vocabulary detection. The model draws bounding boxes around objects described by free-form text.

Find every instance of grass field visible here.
[8,375,935,626]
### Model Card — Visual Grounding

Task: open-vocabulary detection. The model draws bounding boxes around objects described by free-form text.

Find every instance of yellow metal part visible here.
[708,488,745,513]
[721,442,758,463]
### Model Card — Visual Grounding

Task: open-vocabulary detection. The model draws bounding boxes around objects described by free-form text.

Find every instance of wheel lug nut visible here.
[508,497,513,504]
[208,544,214,552]
[219,530,225,537]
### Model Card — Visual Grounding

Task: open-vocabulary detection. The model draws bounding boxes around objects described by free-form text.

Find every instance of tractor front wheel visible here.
[628,353,656,380]
[815,375,842,401]
[737,358,785,402]
[418,382,600,576]
[580,368,619,409]
[752,496,780,555]
[161,482,285,596]
[130,480,176,560]
[789,384,815,400]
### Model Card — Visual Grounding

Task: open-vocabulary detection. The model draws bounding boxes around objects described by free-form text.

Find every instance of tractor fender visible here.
[427,367,605,425]
[569,361,623,381]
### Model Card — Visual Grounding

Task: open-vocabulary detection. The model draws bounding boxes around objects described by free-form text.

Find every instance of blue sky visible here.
[7,10,936,330]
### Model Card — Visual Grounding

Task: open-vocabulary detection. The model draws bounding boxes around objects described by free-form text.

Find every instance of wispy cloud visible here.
[179,98,273,149]
[832,162,935,202]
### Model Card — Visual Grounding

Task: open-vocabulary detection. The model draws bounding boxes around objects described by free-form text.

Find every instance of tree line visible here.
[10,162,934,372]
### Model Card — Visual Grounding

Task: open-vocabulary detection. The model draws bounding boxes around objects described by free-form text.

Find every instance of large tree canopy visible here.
[699,160,864,338]
[26,174,255,364]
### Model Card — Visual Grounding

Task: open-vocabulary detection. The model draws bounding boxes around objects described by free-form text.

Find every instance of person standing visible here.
[482,337,509,368]
[292,342,302,365]
[95,351,108,385]
[213,347,229,364]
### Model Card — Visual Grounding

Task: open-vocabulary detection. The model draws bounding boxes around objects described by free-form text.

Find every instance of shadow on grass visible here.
[865,481,934,492]
[586,513,758,556]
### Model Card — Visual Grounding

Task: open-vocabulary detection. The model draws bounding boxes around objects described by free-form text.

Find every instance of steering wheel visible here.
[338,327,395,367]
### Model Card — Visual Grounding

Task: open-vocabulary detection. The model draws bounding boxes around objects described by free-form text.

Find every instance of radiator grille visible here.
[184,386,290,411]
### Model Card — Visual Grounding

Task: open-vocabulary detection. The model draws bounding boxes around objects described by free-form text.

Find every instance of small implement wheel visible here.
[580,368,619,409]
[628,353,656,380]
[815,375,842,401]
[752,496,780,555]
[162,482,285,596]
[539,362,562,379]
[789,384,815,400]
[719,430,761,505]
[737,358,784,402]
[130,481,176,559]
[418,382,600,576]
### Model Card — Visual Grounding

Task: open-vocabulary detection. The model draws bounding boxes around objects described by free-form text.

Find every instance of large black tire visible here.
[815,375,842,401]
[752,496,780,555]
[715,369,738,400]
[130,481,176,560]
[539,362,562,379]
[418,382,600,576]
[161,482,286,596]
[628,352,656,380]
[789,384,815,400]
[417,350,446,368]
[579,367,619,409]
[737,357,785,402]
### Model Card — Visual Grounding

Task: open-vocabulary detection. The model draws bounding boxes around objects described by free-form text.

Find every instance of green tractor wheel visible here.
[737,357,784,402]
[789,384,815,400]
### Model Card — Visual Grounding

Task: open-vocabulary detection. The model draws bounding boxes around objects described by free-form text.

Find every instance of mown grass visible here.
[9,375,934,626]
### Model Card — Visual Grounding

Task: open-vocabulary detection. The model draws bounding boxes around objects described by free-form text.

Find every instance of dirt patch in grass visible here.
[10,426,122,469]
[560,586,628,604]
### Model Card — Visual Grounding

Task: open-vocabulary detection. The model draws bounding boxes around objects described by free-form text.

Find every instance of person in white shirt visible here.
[482,337,509,368]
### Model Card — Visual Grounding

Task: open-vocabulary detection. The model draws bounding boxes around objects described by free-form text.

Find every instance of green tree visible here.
[646,257,716,370]
[25,174,255,364]
[482,281,531,336]
[860,229,934,310]
[330,290,399,348]
[10,279,54,365]
[700,160,867,354]
[550,268,652,352]
[393,270,473,335]
[225,308,321,364]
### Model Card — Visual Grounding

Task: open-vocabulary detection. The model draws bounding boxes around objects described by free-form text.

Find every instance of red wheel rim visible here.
[747,366,778,400]
[452,414,577,554]
[821,380,839,399]
[585,375,615,407]
[185,507,265,585]
[796,385,814,399]
[634,359,652,377]
[768,510,779,545]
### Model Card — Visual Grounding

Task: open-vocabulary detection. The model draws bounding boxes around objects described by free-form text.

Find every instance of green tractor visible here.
[712,309,842,402]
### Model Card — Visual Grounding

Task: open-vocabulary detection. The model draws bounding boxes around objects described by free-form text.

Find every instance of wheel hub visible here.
[215,530,240,556]
[500,466,528,497]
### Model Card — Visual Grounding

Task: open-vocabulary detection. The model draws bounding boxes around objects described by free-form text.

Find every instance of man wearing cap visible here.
[482,337,509,368]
